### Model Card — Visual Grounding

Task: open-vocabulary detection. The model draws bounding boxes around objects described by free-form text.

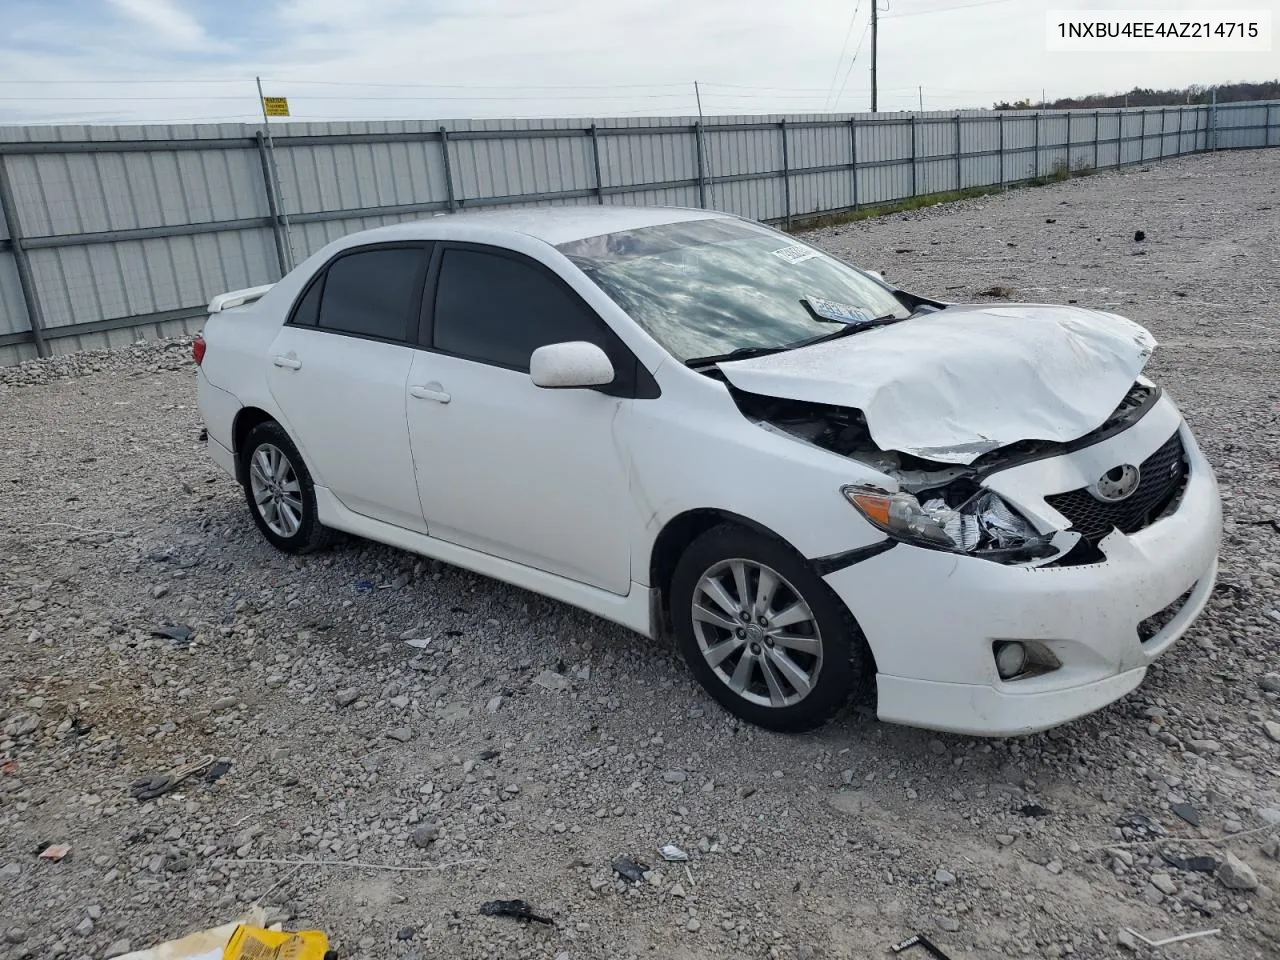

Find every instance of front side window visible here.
[316,247,425,341]
[433,248,612,370]
[557,217,909,363]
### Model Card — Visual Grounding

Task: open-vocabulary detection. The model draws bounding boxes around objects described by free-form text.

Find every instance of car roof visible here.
[339,205,733,248]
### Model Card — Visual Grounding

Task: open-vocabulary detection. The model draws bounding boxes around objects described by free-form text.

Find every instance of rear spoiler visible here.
[208,284,274,313]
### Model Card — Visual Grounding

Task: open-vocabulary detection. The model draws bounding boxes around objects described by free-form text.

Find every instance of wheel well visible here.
[231,407,276,484]
[648,509,791,623]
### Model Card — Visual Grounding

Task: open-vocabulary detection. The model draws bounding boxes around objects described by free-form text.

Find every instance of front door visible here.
[405,245,635,594]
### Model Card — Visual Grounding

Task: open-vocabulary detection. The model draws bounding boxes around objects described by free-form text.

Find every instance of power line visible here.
[0,78,249,85]
[4,93,696,103]
[262,78,692,91]
[882,0,1018,18]
[831,20,873,110]
[699,83,833,92]
[823,1,864,110]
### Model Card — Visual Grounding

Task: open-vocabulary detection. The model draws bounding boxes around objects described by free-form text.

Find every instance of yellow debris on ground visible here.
[111,907,331,960]
[222,925,331,960]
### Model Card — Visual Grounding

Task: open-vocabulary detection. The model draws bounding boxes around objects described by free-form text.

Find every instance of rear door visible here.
[266,243,430,533]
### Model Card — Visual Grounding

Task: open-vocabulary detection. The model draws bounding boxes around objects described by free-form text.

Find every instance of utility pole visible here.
[256,76,295,270]
[693,81,713,204]
[870,0,879,113]
[918,86,923,112]
[1041,88,1046,108]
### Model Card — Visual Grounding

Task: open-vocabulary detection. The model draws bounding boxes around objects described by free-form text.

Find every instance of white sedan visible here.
[194,206,1222,736]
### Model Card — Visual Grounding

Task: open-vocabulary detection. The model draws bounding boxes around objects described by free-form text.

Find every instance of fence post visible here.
[1117,110,1123,166]
[780,118,791,229]
[1033,112,1040,179]
[1140,109,1147,162]
[909,115,918,196]
[1093,109,1100,169]
[438,126,458,212]
[1063,110,1071,174]
[0,155,49,358]
[590,123,606,205]
[693,121,706,209]
[849,116,859,209]
[256,132,289,278]
[1160,106,1167,158]
[997,113,1005,188]
[954,112,963,191]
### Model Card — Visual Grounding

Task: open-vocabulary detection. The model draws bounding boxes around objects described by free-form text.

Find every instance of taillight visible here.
[193,335,206,366]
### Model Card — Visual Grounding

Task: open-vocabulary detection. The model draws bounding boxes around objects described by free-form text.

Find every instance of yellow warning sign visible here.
[261,96,290,117]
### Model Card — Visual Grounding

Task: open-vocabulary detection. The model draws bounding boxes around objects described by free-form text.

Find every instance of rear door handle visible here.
[272,355,302,370]
[409,384,451,404]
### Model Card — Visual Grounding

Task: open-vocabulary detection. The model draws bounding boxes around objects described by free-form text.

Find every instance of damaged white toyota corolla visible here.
[194,206,1221,736]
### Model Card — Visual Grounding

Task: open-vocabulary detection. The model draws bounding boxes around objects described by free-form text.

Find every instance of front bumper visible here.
[824,397,1222,736]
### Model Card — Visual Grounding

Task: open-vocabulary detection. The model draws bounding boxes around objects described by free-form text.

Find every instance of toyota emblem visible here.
[1092,464,1141,502]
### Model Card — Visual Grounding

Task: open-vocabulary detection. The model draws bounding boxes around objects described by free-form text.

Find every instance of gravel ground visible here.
[2,148,1279,960]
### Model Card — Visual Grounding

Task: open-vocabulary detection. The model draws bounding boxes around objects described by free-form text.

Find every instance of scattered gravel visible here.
[2,148,1279,959]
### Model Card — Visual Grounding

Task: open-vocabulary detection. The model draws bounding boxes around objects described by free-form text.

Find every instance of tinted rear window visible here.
[317,248,424,341]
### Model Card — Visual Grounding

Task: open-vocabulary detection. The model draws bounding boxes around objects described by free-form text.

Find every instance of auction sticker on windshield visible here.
[804,295,874,324]
[772,244,821,264]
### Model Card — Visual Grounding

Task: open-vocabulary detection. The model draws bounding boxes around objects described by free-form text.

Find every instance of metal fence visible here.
[1,100,1277,366]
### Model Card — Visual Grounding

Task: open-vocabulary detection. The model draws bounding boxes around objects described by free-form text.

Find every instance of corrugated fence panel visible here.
[1219,103,1271,148]
[855,117,912,205]
[960,114,1001,188]
[27,229,279,330]
[0,186,29,341]
[0,104,1276,363]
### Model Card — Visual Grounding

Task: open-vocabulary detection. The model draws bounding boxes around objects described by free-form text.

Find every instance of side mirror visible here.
[529,341,615,389]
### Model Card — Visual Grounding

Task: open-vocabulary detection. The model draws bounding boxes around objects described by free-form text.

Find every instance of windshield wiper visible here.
[686,313,911,368]
[790,312,910,348]
[685,344,794,367]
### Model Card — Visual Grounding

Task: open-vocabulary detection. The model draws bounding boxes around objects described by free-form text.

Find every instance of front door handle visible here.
[272,355,302,370]
[409,384,451,404]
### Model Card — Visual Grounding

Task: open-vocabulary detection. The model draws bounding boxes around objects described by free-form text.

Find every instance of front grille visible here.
[1045,431,1188,544]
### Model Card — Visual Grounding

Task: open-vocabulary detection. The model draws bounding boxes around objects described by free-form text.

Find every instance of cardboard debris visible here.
[39,844,71,861]
[111,907,331,960]
[113,907,267,960]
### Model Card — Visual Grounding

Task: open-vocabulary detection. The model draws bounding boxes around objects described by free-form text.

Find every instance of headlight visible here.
[842,485,1049,558]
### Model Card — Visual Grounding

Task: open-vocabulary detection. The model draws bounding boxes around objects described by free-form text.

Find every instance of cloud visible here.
[0,0,1273,124]
[106,0,207,49]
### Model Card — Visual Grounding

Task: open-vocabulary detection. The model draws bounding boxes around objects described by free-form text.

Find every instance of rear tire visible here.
[240,421,333,555]
[671,524,871,732]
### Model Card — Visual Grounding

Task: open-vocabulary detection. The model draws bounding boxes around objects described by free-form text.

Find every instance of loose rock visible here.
[1218,853,1259,891]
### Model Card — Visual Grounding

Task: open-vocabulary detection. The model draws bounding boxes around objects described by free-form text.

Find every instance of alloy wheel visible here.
[248,442,304,538]
[690,558,824,708]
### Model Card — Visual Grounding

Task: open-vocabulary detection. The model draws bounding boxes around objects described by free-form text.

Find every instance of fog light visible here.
[994,641,1028,679]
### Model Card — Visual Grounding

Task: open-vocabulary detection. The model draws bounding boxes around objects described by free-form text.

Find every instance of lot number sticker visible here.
[772,244,821,264]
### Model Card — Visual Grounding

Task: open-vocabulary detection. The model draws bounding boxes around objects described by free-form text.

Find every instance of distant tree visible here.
[992,79,1279,111]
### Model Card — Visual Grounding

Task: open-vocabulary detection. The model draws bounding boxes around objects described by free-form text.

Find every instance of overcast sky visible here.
[1,0,1276,125]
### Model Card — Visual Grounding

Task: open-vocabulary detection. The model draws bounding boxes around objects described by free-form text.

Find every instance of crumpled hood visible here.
[717,304,1157,465]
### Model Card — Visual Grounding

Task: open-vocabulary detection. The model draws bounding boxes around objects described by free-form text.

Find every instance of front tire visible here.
[240,421,332,554]
[671,524,871,732]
